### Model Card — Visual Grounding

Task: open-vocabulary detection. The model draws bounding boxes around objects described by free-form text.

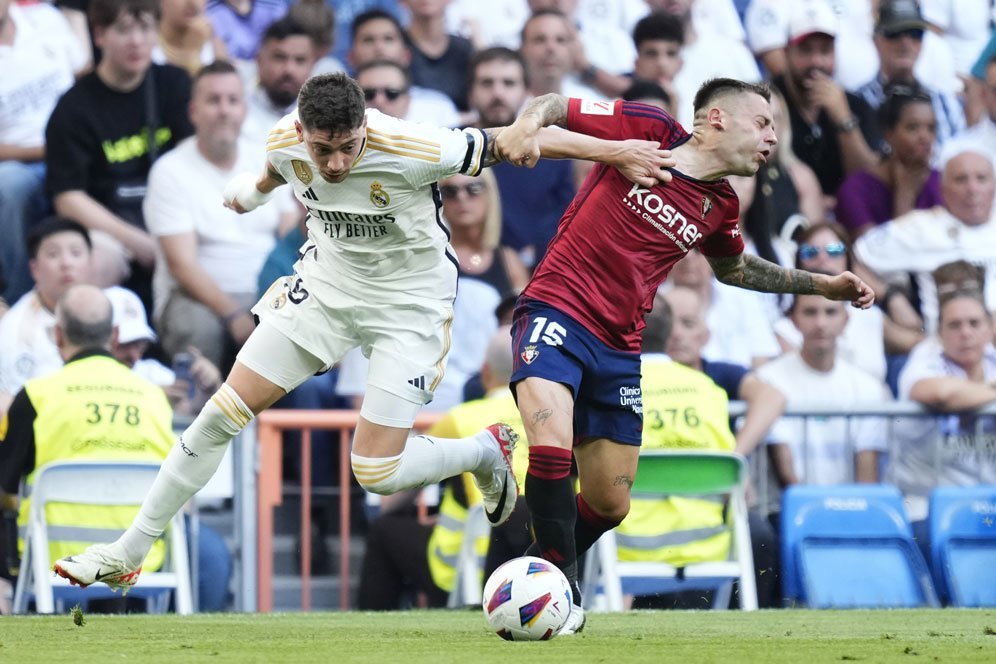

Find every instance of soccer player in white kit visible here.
[53,72,675,591]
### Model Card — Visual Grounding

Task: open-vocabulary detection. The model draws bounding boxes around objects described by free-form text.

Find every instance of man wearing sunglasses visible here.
[854,0,964,155]
[355,59,458,127]
[497,77,876,634]
[52,71,677,596]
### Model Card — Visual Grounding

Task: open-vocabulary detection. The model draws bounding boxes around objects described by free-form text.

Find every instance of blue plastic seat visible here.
[781,484,938,608]
[928,485,996,607]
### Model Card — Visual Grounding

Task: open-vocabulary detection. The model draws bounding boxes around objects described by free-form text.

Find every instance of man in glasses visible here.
[497,77,876,634]
[52,71,677,595]
[854,0,964,156]
[355,59,458,127]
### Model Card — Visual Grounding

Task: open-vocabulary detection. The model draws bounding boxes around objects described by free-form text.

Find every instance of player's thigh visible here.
[232,320,329,413]
[574,438,640,520]
[509,304,586,449]
[360,297,455,410]
[512,377,575,450]
[253,272,359,369]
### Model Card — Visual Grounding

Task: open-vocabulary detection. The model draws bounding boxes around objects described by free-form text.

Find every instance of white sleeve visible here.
[852,212,937,275]
[897,340,948,399]
[744,0,789,54]
[389,123,488,189]
[143,158,195,237]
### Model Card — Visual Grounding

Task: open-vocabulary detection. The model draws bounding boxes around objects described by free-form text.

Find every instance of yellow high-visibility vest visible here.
[18,354,175,569]
[616,358,736,566]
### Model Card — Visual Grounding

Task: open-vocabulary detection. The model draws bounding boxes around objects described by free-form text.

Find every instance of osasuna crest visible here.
[700,195,713,219]
[521,345,539,365]
[292,159,313,185]
[370,181,390,208]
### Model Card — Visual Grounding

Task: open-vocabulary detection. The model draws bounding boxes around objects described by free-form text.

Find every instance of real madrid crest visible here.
[369,181,390,208]
[271,291,287,310]
[292,159,313,185]
[520,345,539,365]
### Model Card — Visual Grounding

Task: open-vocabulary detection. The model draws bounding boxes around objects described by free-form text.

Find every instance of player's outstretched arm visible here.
[223,162,286,214]
[492,93,569,168]
[706,253,875,309]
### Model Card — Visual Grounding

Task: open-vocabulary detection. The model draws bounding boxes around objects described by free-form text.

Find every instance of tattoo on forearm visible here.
[517,93,569,129]
[613,475,633,487]
[708,253,818,295]
[481,127,504,168]
[531,409,553,426]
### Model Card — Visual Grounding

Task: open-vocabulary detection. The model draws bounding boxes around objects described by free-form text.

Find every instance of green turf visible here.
[2,609,994,663]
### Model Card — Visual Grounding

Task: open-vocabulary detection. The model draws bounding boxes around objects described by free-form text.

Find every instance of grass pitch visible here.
[2,609,994,663]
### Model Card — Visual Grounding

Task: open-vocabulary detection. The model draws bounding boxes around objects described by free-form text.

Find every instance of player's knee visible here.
[585,494,630,525]
[350,454,403,495]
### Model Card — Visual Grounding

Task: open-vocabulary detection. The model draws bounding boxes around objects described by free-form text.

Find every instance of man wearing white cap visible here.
[772,1,881,199]
[106,286,221,415]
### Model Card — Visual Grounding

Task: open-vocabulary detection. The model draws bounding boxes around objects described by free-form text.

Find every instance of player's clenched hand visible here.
[223,172,273,213]
[819,271,876,309]
[495,122,542,168]
[613,140,674,188]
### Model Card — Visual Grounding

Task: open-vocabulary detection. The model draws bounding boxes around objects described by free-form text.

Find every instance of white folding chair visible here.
[583,450,758,612]
[12,460,193,615]
[446,503,490,608]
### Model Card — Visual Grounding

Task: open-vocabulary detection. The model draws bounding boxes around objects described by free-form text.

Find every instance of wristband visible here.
[223,173,273,211]
[836,115,859,133]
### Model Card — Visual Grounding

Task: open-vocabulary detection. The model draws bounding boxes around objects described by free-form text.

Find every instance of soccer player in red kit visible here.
[494,78,875,634]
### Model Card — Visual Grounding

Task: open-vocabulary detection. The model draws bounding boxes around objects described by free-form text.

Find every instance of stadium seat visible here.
[12,460,193,614]
[781,484,938,609]
[928,485,996,607]
[582,450,757,611]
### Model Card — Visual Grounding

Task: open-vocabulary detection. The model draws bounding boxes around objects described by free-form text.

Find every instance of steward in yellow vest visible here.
[618,353,735,566]
[0,286,174,572]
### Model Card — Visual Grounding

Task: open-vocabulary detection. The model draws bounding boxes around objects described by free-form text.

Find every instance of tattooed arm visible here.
[706,253,875,308]
[481,94,674,187]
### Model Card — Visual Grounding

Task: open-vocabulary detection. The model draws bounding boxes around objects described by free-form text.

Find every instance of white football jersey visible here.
[265,109,488,300]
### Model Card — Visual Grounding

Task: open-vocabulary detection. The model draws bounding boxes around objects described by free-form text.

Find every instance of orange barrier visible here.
[255,410,442,612]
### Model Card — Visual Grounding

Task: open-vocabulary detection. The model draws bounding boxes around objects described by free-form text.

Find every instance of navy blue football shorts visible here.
[510,299,643,446]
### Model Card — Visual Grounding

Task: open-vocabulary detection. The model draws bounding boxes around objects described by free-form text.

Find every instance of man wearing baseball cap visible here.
[773,1,881,198]
[855,0,965,156]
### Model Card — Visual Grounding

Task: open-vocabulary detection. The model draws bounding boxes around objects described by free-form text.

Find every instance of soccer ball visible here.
[482,556,573,641]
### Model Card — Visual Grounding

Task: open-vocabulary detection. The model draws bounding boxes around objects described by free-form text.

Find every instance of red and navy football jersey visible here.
[521,98,744,352]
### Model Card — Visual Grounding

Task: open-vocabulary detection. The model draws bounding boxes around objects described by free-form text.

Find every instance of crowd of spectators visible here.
[2,0,996,611]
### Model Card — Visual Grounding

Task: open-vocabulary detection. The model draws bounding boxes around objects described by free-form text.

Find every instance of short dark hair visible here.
[262,16,311,45]
[622,80,672,108]
[27,217,92,260]
[521,9,567,43]
[289,0,336,50]
[355,59,412,88]
[89,0,159,30]
[642,297,673,353]
[633,12,684,49]
[58,290,114,349]
[192,60,240,89]
[693,78,771,115]
[878,82,933,132]
[351,9,404,42]
[298,73,366,134]
[468,47,528,89]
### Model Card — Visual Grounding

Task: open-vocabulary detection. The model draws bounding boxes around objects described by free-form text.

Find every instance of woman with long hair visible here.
[836,83,942,237]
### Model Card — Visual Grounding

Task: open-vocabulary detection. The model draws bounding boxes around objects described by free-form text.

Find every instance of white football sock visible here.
[351,431,498,495]
[116,384,253,567]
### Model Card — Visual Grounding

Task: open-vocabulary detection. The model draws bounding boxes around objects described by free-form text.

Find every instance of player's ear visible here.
[294,120,304,142]
[707,107,724,130]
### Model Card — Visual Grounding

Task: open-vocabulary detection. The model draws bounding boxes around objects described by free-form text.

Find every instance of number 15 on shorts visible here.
[529,317,568,346]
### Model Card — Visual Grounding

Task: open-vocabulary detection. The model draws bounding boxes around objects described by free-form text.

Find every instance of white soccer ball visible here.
[482,556,573,641]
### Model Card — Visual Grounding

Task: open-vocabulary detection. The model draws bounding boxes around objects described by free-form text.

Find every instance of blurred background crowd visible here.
[1,0,995,612]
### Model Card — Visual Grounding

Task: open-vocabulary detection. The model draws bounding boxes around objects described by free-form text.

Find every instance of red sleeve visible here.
[699,196,745,258]
[566,98,686,144]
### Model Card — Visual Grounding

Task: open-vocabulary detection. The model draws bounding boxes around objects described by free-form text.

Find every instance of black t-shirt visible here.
[44,64,194,228]
[773,75,880,197]
[408,34,473,111]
